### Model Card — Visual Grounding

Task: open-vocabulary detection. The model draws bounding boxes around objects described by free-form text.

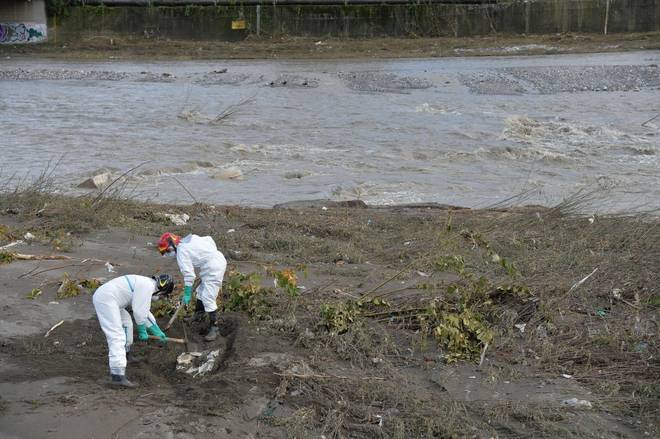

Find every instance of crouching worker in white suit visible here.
[157,232,227,342]
[93,274,174,388]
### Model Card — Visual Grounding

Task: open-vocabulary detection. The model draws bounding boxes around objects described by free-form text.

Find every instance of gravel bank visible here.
[461,64,660,94]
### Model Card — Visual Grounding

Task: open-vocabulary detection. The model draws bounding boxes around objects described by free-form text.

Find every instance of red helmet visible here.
[157,232,181,255]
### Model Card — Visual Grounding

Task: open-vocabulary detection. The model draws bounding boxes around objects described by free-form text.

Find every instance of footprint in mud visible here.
[215,317,238,371]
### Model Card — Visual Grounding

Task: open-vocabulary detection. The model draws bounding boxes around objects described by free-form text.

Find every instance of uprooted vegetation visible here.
[55,273,103,299]
[1,184,657,437]
[317,222,536,363]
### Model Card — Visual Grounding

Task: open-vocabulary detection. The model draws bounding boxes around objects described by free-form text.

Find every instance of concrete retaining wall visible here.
[0,0,47,44]
[50,0,660,41]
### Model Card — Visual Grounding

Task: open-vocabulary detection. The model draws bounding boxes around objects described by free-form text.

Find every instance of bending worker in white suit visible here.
[157,232,227,341]
[93,274,174,388]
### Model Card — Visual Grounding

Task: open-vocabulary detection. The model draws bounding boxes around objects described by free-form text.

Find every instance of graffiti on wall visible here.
[0,22,47,44]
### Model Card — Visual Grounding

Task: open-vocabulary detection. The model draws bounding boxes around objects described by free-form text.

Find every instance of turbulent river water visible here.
[1,51,659,212]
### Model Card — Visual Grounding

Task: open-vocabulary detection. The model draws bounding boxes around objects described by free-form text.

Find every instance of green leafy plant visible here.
[26,288,42,300]
[223,271,272,319]
[151,297,182,318]
[0,224,13,242]
[79,278,102,292]
[460,229,519,278]
[0,252,15,265]
[318,223,532,362]
[436,255,466,276]
[272,268,300,297]
[319,301,362,335]
[319,296,390,335]
[56,273,82,299]
[431,308,493,363]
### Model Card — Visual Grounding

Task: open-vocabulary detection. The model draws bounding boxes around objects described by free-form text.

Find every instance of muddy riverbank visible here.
[2,33,660,60]
[0,192,657,438]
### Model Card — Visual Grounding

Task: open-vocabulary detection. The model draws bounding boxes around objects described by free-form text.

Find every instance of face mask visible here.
[164,251,176,259]
[151,295,161,302]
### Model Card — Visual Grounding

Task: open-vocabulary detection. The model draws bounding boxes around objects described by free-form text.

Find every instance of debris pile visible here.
[176,350,222,377]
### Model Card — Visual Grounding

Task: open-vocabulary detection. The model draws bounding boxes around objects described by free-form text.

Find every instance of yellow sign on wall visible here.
[231,20,246,30]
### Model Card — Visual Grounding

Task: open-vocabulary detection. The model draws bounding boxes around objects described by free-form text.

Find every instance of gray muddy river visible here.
[1,51,659,211]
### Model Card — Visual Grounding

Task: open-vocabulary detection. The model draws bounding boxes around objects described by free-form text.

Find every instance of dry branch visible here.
[213,95,255,122]
[478,342,489,367]
[0,240,23,250]
[44,320,64,338]
[13,253,73,261]
[641,113,659,127]
[566,268,598,295]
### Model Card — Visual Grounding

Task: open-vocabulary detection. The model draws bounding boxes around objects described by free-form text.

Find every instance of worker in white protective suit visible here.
[92,274,174,388]
[157,232,227,341]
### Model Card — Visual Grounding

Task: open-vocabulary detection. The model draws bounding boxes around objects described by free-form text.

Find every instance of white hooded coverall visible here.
[92,275,157,376]
[176,234,227,313]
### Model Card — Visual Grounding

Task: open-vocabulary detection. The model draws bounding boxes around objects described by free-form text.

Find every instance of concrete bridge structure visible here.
[0,0,47,43]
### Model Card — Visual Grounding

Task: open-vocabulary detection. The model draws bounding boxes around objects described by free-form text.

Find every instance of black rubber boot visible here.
[110,374,137,388]
[204,311,219,341]
[188,299,206,323]
[185,299,206,324]
[204,326,220,342]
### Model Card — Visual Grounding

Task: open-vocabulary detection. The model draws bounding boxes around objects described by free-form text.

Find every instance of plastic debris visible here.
[105,262,115,273]
[561,398,592,409]
[634,342,649,353]
[176,350,220,377]
[163,213,190,226]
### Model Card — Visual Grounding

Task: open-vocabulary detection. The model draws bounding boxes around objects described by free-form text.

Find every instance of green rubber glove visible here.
[182,285,193,305]
[147,323,167,343]
[136,324,148,341]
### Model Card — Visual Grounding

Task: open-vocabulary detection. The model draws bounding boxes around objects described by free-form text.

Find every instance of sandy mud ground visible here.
[0,191,657,438]
[1,33,660,61]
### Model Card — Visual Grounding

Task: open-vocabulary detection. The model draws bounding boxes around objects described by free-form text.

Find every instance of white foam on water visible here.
[135,161,216,178]
[227,142,341,159]
[415,103,461,115]
[331,181,428,205]
[500,116,656,161]
[454,44,558,54]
